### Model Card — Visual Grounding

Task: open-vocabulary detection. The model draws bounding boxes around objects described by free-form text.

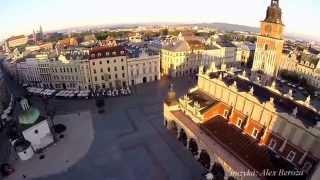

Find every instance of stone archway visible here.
[199,150,211,170]
[170,121,178,136]
[189,138,198,156]
[178,128,188,146]
[211,162,225,180]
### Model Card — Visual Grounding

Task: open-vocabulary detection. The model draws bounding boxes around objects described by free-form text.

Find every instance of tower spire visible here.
[271,0,279,6]
[264,0,282,24]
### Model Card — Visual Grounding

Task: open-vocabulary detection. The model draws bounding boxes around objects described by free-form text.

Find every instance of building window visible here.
[101,75,104,80]
[108,75,111,79]
[107,60,109,64]
[268,139,277,150]
[114,59,116,63]
[122,66,124,70]
[236,119,242,128]
[286,151,296,162]
[121,58,124,62]
[99,61,102,65]
[302,162,312,173]
[34,129,39,134]
[100,68,103,73]
[251,128,259,139]
[94,76,97,81]
[115,74,118,79]
[122,73,125,78]
[114,67,117,71]
[93,69,96,74]
[108,67,110,72]
[223,110,228,118]
[92,62,95,66]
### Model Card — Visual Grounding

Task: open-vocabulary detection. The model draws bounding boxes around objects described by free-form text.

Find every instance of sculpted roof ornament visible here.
[232,81,237,89]
[269,97,274,104]
[305,96,311,106]
[271,81,276,89]
[249,87,254,95]
[292,107,298,117]
[242,70,246,77]
[287,89,293,97]
[199,65,204,75]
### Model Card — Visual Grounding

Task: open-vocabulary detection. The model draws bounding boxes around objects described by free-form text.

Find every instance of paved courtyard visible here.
[7,78,205,180]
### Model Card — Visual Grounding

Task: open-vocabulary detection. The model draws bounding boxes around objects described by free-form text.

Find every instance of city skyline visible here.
[0,0,319,41]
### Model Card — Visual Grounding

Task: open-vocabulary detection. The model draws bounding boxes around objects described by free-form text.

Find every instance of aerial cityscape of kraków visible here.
[0,0,320,179]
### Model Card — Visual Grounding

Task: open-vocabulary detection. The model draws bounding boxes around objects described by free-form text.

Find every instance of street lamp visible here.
[42,96,57,142]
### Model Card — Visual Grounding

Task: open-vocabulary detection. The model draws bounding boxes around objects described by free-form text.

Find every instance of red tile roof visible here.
[89,46,126,60]
[7,35,26,41]
[201,116,295,177]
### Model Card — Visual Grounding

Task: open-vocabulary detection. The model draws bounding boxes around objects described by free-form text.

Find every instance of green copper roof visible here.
[19,107,40,125]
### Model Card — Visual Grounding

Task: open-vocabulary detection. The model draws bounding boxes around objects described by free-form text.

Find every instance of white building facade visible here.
[127,52,160,85]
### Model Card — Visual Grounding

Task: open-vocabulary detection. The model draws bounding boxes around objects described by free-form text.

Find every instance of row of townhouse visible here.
[12,46,160,91]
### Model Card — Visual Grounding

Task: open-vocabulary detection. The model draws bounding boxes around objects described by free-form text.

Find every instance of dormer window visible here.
[268,138,277,150]
[112,51,116,55]
[236,118,243,128]
[286,151,296,162]
[98,53,102,57]
[120,51,124,55]
[223,110,229,118]
[91,54,95,58]
[251,128,259,139]
[302,161,312,173]
[106,52,110,56]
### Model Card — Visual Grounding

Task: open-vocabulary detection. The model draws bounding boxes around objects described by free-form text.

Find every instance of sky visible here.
[0,0,319,40]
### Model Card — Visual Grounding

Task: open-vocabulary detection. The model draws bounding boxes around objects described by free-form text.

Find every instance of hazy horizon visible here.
[1,0,319,41]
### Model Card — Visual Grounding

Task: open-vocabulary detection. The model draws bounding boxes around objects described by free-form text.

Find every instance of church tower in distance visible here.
[252,0,284,78]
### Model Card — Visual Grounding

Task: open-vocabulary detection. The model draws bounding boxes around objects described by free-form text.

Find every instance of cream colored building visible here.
[16,50,92,90]
[164,64,320,179]
[6,35,28,48]
[128,33,143,43]
[233,41,256,65]
[89,46,128,90]
[49,55,91,90]
[252,0,284,78]
[161,39,204,77]
[127,51,160,85]
[280,51,320,88]
[16,58,41,86]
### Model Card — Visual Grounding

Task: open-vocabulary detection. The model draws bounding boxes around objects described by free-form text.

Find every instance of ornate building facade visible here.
[164,65,320,179]
[252,0,285,78]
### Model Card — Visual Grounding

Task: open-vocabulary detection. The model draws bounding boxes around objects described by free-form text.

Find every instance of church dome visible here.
[18,107,40,125]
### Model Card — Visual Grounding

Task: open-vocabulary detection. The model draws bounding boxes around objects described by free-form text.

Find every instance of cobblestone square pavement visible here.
[6,78,205,180]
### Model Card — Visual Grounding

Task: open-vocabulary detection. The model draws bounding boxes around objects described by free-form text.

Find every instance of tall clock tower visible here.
[252,0,284,78]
